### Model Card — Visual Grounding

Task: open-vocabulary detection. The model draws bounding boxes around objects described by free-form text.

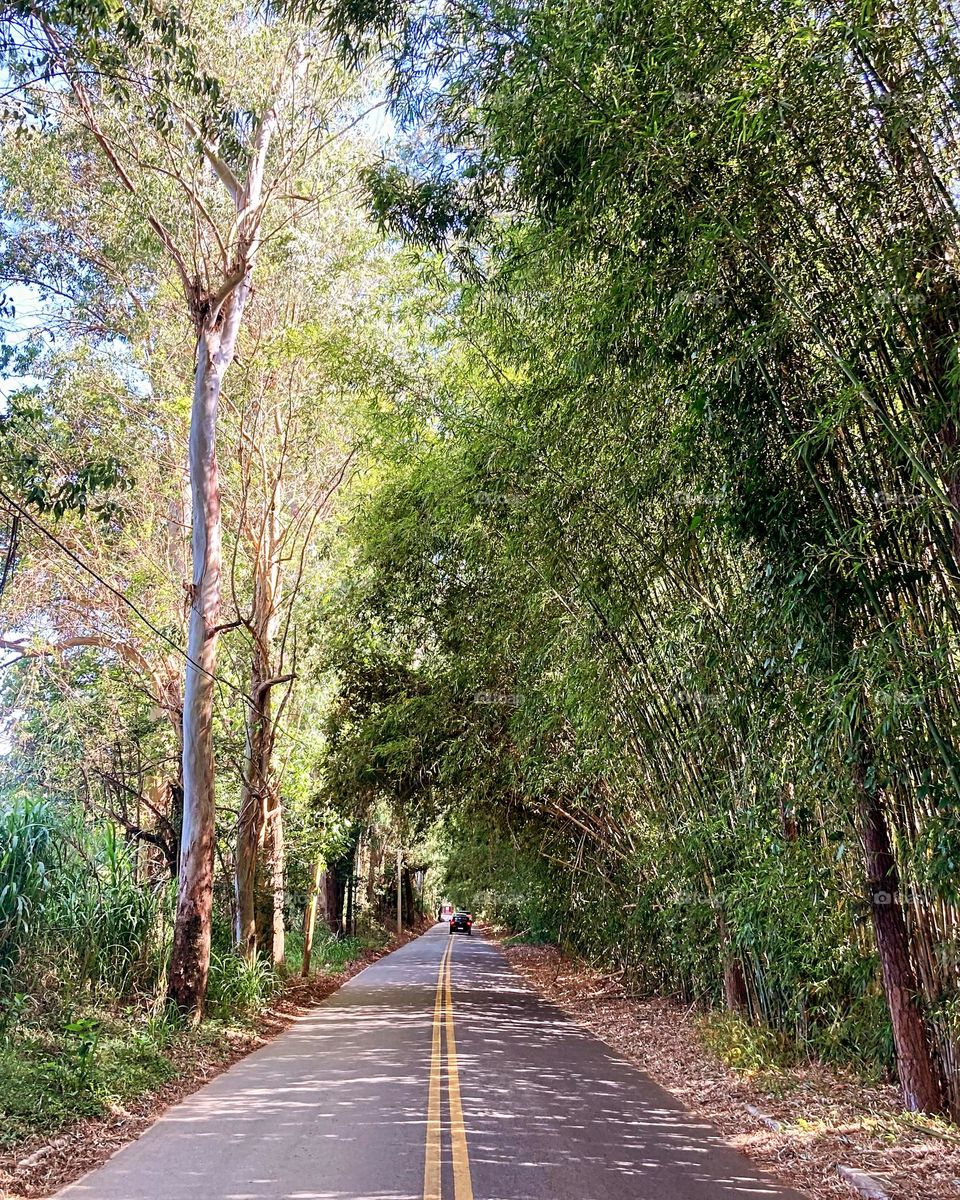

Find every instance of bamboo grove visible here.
[313,0,960,1118]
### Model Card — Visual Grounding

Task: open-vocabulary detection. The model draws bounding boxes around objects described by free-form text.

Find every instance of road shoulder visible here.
[496,938,958,1200]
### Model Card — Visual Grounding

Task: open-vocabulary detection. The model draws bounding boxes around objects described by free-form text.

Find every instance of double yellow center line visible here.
[423,939,474,1200]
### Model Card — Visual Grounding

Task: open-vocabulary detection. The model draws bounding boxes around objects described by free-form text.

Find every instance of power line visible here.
[0,486,215,678]
[0,485,312,751]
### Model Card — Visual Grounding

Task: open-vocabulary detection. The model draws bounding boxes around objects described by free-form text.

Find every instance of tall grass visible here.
[0,791,166,1011]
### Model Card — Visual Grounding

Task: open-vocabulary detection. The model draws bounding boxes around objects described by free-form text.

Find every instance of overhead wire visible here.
[0,484,319,755]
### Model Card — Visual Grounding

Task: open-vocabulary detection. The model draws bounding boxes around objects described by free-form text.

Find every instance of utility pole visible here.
[396,844,402,936]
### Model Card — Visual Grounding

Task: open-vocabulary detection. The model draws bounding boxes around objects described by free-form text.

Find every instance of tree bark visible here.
[269,794,285,964]
[366,827,380,908]
[345,865,355,939]
[235,666,273,963]
[723,956,750,1015]
[396,845,402,935]
[234,441,285,962]
[402,865,415,927]
[856,752,944,1114]
[322,869,340,935]
[168,284,250,1016]
[234,680,286,965]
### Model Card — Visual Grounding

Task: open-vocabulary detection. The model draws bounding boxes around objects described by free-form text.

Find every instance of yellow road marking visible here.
[423,936,475,1200]
[444,941,475,1200]
[423,940,451,1200]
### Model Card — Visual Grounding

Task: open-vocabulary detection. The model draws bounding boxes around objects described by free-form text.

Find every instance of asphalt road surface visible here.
[57,925,808,1200]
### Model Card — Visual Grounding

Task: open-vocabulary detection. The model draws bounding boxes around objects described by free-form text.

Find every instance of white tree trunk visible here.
[270,799,285,965]
[169,280,251,1014]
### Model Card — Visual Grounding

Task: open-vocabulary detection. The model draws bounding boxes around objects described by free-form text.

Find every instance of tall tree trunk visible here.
[856,748,944,1114]
[396,845,402,935]
[234,460,285,962]
[718,909,749,1016]
[367,827,381,907]
[345,864,355,940]
[723,956,750,1015]
[402,866,415,928]
[322,869,340,935]
[168,286,250,1015]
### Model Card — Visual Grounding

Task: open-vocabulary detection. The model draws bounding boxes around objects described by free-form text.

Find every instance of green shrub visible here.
[0,794,165,1013]
[205,950,280,1018]
[0,1020,174,1148]
[699,1011,799,1075]
[0,794,56,970]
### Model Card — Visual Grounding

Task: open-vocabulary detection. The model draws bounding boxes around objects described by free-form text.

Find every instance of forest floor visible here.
[0,920,430,1200]
[497,937,960,1200]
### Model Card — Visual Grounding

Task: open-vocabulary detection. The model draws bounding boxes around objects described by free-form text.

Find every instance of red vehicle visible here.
[439,902,454,921]
[449,911,473,935]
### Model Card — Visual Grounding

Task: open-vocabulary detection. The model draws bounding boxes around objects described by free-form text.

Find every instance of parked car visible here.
[449,911,473,935]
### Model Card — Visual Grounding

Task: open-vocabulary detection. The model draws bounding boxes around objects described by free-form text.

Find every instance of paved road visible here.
[58,926,807,1200]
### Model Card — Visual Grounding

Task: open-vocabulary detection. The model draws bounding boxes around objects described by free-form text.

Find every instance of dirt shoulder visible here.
[495,938,960,1200]
[0,922,429,1200]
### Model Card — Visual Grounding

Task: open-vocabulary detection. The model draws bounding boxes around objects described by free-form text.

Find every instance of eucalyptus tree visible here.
[0,0,377,1011]
[215,226,388,964]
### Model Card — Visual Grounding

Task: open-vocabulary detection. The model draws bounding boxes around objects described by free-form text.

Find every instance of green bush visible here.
[699,1012,799,1075]
[0,794,56,970]
[0,1019,175,1148]
[205,949,280,1018]
[0,793,165,1010]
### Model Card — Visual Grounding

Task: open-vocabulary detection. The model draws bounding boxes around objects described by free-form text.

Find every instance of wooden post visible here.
[396,844,402,936]
[301,856,322,978]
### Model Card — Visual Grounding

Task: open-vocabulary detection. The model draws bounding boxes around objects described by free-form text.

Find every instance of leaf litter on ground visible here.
[497,938,960,1200]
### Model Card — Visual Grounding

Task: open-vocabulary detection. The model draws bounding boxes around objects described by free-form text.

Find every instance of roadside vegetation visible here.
[318,0,960,1126]
[0,794,398,1157]
[0,0,959,1183]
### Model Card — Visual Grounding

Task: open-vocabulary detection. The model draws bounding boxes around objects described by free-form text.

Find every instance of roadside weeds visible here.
[496,938,960,1200]
[0,921,429,1200]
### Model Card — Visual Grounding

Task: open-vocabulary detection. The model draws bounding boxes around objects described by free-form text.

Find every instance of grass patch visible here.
[0,1016,176,1148]
[284,925,391,977]
[0,932,390,1155]
[205,950,281,1019]
[312,932,383,971]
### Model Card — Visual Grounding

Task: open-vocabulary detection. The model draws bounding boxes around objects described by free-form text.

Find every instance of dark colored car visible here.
[449,911,473,935]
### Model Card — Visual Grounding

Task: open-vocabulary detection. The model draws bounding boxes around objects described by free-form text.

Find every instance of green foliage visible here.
[0,793,166,1003]
[205,950,280,1019]
[0,1017,175,1148]
[309,0,960,1116]
[0,793,54,967]
[313,931,383,971]
[2,0,959,1132]
[700,1013,799,1077]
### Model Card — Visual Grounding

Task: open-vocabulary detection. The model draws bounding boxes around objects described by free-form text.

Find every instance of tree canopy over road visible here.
[1,0,959,1146]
